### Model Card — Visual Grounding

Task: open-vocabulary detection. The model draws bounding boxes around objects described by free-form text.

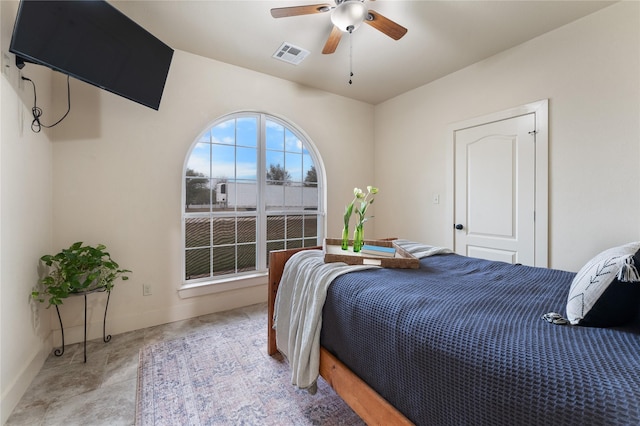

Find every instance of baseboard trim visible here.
[49,284,268,346]
[1,338,52,424]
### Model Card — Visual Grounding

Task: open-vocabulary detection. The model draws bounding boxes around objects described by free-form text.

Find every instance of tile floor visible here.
[6,303,266,426]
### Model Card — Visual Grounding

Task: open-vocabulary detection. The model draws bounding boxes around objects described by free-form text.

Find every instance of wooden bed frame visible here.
[267,246,413,426]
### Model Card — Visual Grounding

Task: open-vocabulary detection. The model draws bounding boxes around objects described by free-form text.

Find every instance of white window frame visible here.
[179,111,326,298]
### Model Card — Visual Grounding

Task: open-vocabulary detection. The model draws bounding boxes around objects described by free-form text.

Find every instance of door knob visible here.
[454,224,464,230]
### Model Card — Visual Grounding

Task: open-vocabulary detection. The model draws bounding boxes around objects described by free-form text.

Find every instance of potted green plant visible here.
[34,241,131,306]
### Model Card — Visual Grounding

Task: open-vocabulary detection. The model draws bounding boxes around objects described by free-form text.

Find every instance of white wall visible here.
[374,1,640,272]
[47,49,374,342]
[1,1,54,422]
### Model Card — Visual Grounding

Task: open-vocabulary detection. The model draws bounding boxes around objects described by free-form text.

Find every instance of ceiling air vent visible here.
[272,42,310,65]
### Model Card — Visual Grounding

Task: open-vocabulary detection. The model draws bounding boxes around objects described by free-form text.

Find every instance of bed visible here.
[267,241,640,425]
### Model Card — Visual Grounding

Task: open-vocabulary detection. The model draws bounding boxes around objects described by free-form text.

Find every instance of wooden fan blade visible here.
[322,26,343,54]
[365,10,408,40]
[270,4,332,18]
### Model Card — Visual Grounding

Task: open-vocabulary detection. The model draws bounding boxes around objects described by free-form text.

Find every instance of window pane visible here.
[236,117,257,147]
[266,162,290,186]
[267,241,285,253]
[212,217,235,245]
[212,144,235,179]
[187,143,211,177]
[286,152,302,183]
[211,120,235,145]
[233,181,257,211]
[285,129,302,153]
[266,121,284,150]
[287,239,303,249]
[303,184,318,210]
[185,177,211,212]
[212,179,228,210]
[285,185,303,210]
[266,150,284,178]
[236,147,257,180]
[266,181,285,210]
[266,241,285,267]
[212,246,235,276]
[185,218,210,248]
[237,216,256,244]
[186,248,210,280]
[267,215,285,240]
[286,215,303,239]
[303,155,316,186]
[304,237,318,247]
[304,215,318,238]
[237,243,256,272]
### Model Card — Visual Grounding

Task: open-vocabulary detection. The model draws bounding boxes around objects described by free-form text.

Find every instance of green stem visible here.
[341,225,349,250]
[353,224,364,252]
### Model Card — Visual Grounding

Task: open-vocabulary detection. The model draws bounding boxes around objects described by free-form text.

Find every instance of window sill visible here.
[178,272,268,299]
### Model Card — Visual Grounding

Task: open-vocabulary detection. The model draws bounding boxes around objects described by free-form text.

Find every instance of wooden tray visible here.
[323,238,419,269]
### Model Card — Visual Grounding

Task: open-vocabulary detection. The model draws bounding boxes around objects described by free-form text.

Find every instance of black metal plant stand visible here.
[53,287,112,363]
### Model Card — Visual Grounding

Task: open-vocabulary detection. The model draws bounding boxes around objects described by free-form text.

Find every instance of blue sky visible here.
[186,117,314,183]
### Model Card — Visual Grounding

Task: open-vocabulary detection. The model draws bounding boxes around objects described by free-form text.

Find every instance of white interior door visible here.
[454,113,536,265]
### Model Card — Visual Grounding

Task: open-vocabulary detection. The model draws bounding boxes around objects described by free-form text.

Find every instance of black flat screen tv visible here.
[9,0,174,111]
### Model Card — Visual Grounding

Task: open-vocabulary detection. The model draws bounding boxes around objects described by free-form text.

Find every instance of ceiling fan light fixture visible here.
[331,1,367,33]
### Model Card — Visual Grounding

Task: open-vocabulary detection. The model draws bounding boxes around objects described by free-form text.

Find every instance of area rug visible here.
[135,305,364,425]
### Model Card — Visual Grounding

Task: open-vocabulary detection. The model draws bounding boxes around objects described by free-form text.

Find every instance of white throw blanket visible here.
[273,240,452,393]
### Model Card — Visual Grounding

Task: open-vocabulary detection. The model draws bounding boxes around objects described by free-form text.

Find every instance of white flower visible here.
[344,185,378,230]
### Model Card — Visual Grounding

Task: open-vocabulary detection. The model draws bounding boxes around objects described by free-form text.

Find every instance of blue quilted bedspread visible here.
[320,253,640,426]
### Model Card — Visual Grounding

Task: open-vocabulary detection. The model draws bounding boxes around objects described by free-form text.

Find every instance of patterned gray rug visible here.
[135,304,364,425]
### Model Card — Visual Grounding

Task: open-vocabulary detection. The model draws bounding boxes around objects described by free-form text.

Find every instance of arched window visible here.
[183,112,324,286]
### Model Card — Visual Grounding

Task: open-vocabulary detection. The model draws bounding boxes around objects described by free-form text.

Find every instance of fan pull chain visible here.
[348,28,354,85]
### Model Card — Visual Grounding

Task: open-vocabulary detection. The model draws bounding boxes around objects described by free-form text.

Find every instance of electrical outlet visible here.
[143,284,152,296]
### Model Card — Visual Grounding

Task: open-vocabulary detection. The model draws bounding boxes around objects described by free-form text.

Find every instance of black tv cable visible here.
[21,74,71,133]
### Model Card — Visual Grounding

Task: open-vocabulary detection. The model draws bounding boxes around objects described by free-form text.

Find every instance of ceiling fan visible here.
[270,0,408,54]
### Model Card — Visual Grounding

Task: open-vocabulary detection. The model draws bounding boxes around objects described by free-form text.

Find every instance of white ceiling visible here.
[110,0,615,105]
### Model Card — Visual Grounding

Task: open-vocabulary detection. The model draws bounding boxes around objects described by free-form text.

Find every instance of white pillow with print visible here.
[566,242,640,327]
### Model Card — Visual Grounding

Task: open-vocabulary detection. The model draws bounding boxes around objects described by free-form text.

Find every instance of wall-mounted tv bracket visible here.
[15,55,26,69]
